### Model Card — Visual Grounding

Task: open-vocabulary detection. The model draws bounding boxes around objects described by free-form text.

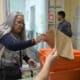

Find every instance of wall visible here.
[0,0,4,24]
[9,0,25,14]
[25,0,48,33]
[48,0,64,29]
[64,0,80,49]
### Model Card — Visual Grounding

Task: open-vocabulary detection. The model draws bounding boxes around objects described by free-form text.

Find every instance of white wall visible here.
[9,0,25,14]
[0,0,4,24]
[25,0,48,33]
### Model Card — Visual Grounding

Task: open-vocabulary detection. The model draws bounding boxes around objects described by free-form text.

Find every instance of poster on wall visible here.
[48,13,55,23]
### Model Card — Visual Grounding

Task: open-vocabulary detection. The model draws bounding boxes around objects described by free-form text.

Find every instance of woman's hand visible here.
[28,58,37,68]
[35,49,58,80]
[35,34,47,43]
[45,49,58,66]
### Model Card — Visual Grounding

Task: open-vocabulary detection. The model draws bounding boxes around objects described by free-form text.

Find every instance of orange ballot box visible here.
[38,48,80,80]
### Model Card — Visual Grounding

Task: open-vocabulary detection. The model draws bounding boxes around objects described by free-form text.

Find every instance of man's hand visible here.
[28,58,36,68]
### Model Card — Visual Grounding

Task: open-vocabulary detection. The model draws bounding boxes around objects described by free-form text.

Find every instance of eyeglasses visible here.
[15,21,25,26]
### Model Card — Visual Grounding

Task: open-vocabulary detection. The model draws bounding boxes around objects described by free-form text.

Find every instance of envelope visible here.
[46,28,74,60]
[55,29,74,60]
[46,28,55,48]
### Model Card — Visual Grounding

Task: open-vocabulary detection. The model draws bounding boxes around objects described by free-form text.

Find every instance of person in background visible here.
[57,11,72,37]
[0,12,46,80]
[35,49,58,80]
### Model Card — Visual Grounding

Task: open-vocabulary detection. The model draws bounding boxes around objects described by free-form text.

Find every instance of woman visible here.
[0,12,46,80]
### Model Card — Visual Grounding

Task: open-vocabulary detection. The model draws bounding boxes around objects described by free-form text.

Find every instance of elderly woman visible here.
[0,12,46,80]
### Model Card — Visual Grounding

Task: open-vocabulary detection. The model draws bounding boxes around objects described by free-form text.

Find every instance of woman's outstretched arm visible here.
[35,50,58,80]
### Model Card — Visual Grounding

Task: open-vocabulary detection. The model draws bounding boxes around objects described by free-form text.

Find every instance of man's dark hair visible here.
[58,11,66,18]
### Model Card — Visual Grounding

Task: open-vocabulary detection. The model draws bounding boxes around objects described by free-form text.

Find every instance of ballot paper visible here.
[46,28,74,60]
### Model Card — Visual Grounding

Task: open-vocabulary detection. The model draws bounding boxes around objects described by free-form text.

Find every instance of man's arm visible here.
[61,23,72,37]
[64,23,72,37]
